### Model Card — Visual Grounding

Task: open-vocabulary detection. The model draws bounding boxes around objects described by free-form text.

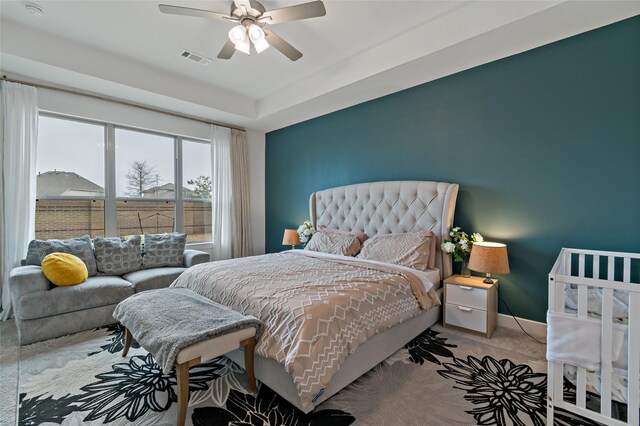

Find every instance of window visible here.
[115,128,176,236]
[35,116,105,239]
[182,139,212,243]
[35,114,212,244]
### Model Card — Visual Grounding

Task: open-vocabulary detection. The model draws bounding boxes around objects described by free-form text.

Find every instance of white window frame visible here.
[37,112,212,246]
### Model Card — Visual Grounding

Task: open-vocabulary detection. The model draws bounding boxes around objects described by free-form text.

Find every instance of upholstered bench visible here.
[114,288,262,426]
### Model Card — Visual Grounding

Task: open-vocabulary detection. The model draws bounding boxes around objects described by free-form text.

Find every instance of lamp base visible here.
[482,273,494,284]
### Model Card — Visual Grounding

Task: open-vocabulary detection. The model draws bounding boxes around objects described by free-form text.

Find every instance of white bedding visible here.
[564,286,629,323]
[549,286,636,404]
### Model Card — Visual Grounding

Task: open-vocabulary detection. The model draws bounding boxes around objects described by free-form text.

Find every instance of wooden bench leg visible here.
[241,336,257,393]
[176,362,189,426]
[122,328,133,357]
[175,358,199,426]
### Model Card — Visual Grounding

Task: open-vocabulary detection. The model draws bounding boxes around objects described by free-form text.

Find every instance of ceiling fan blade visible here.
[233,0,251,14]
[217,39,236,60]
[261,1,326,25]
[264,30,303,61]
[158,4,233,21]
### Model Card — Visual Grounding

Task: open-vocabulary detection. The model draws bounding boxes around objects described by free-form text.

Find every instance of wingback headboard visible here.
[309,181,459,280]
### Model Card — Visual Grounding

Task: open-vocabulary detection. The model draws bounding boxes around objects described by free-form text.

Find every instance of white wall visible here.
[37,88,266,254]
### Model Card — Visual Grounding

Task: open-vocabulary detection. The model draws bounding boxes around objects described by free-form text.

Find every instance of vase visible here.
[461,258,471,277]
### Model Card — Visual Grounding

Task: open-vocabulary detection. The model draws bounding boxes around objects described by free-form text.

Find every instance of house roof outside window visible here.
[36,170,104,197]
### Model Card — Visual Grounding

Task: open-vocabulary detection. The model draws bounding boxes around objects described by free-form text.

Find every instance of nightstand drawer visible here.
[446,283,487,310]
[445,303,487,334]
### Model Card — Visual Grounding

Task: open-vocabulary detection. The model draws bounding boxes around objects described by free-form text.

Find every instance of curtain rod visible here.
[0,75,245,132]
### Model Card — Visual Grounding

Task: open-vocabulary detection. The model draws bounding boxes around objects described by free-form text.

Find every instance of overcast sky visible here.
[37,116,211,197]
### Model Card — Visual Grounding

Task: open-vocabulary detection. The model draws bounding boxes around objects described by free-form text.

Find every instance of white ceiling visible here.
[1,1,639,132]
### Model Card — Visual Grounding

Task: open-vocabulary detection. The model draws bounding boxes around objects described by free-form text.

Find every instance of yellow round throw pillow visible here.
[41,253,88,286]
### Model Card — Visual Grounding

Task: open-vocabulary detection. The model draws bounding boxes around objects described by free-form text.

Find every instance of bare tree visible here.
[126,160,161,197]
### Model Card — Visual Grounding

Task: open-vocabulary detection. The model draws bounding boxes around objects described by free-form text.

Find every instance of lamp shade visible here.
[282,229,301,246]
[468,242,510,275]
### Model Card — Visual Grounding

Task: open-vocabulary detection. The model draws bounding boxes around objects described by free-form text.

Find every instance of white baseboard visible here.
[498,313,547,339]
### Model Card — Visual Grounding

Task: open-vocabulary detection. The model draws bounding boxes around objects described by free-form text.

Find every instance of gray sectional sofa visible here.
[10,248,210,345]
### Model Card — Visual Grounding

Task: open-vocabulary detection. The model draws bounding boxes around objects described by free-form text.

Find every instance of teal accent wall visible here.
[265,16,640,322]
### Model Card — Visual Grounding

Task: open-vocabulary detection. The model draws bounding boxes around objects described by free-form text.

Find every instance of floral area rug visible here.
[17,325,598,426]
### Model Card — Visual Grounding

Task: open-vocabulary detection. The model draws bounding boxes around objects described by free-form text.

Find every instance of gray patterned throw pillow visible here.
[142,233,186,269]
[94,236,143,275]
[25,235,98,276]
[304,230,362,256]
[356,230,433,271]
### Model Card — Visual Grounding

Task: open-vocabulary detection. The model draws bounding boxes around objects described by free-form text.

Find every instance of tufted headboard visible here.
[309,181,459,280]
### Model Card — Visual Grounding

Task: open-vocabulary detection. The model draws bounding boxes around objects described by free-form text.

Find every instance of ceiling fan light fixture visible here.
[248,24,269,53]
[234,38,251,54]
[228,24,250,54]
[228,25,246,43]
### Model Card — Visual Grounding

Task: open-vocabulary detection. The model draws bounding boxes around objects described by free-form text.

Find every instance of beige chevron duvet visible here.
[171,250,440,407]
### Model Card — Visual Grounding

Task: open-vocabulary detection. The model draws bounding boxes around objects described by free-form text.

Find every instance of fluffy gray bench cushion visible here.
[113,287,262,373]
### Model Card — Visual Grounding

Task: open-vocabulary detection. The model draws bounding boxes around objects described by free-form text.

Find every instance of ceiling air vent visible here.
[180,50,211,65]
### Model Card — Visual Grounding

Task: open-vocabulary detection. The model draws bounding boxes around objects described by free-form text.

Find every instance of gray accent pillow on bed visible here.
[142,233,186,269]
[25,235,98,276]
[356,230,433,271]
[304,230,362,256]
[94,235,143,275]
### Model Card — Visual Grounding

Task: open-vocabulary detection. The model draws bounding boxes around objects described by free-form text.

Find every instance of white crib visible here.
[547,248,640,425]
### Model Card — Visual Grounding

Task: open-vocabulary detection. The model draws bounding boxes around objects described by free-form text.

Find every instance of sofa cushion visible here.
[94,235,143,275]
[25,235,98,276]
[41,253,88,286]
[18,276,134,320]
[142,233,186,269]
[123,267,186,292]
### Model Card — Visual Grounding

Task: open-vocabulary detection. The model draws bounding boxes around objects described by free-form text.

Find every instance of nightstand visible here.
[443,274,498,338]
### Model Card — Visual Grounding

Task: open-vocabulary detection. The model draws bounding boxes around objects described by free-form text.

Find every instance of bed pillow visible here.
[304,230,362,257]
[427,234,436,270]
[356,230,433,271]
[25,235,98,276]
[142,233,186,269]
[317,226,368,244]
[94,235,143,275]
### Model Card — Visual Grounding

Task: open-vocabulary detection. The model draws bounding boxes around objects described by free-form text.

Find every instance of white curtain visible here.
[1,81,38,320]
[211,125,233,260]
[210,125,252,260]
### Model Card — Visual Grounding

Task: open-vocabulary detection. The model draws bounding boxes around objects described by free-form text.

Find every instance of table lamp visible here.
[468,241,510,283]
[282,229,301,249]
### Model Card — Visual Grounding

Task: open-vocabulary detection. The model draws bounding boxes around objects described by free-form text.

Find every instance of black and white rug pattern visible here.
[18,325,597,426]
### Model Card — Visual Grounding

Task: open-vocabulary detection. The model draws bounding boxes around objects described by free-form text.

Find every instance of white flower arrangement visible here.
[441,226,483,262]
[297,220,315,244]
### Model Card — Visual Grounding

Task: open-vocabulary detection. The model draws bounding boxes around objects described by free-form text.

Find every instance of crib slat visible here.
[593,255,600,279]
[578,254,585,277]
[577,286,588,318]
[607,256,615,281]
[628,292,639,425]
[576,284,588,409]
[550,275,566,409]
[576,367,587,409]
[565,251,572,276]
[600,288,613,418]
[623,257,631,283]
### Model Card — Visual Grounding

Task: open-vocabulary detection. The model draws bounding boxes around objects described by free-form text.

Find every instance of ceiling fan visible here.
[159,0,326,61]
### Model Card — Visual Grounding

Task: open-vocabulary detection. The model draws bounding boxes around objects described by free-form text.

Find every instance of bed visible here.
[172,180,459,412]
[547,248,640,425]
